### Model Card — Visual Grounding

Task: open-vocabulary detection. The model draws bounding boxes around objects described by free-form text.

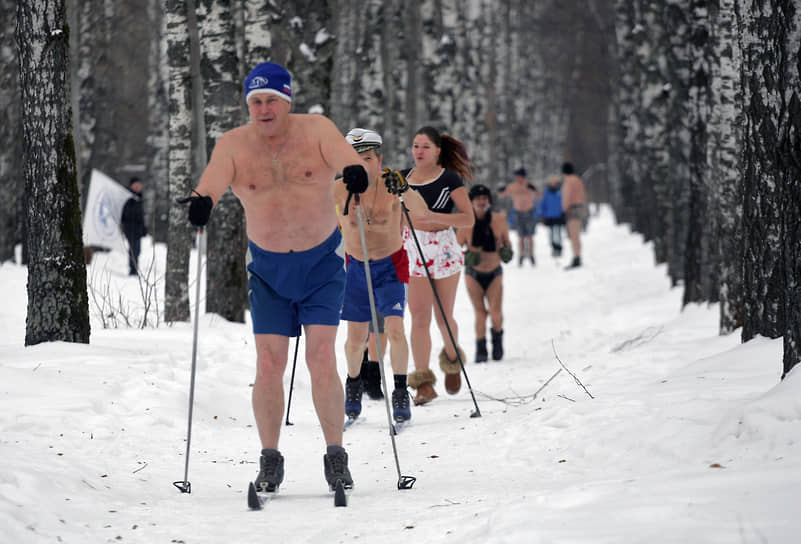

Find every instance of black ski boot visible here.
[491,328,504,361]
[323,445,354,490]
[345,376,363,418]
[359,356,384,400]
[392,388,411,422]
[475,338,488,363]
[255,448,284,492]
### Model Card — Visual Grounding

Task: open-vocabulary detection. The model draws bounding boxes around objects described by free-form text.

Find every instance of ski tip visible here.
[343,415,360,430]
[334,479,348,507]
[247,482,263,510]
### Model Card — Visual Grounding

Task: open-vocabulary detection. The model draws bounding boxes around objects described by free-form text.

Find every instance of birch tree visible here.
[147,0,170,242]
[683,0,715,305]
[782,3,801,377]
[0,0,22,262]
[71,0,107,195]
[739,0,787,343]
[738,0,801,379]
[197,0,247,323]
[708,0,744,334]
[164,0,194,322]
[17,0,90,345]
[613,0,645,226]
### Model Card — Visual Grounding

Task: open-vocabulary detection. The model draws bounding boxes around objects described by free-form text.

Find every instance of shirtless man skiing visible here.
[335,128,429,425]
[182,62,368,495]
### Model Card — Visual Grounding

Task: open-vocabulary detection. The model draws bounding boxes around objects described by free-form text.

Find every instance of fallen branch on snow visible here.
[551,339,594,399]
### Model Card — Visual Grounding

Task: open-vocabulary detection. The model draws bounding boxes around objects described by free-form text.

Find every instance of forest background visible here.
[1,0,799,377]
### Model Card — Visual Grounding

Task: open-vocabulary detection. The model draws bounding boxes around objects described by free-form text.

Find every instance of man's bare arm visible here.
[316,115,364,175]
[194,133,236,206]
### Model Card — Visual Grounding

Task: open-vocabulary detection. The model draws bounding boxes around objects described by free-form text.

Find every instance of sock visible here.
[327,445,345,456]
[394,374,407,390]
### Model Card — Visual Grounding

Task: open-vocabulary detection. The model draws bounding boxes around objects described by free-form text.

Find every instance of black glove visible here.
[499,246,513,263]
[178,194,213,227]
[382,168,409,195]
[342,164,368,194]
[464,250,481,268]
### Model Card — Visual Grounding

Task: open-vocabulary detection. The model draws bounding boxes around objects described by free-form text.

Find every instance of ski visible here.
[248,480,350,509]
[247,481,276,510]
[343,415,363,431]
[393,419,411,434]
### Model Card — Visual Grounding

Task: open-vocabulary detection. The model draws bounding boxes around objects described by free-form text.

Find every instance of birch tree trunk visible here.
[164,0,194,322]
[778,1,801,377]
[709,0,744,334]
[197,0,247,323]
[613,0,645,226]
[72,0,107,195]
[0,0,22,262]
[147,0,169,242]
[739,0,787,344]
[17,0,90,345]
[683,1,716,305]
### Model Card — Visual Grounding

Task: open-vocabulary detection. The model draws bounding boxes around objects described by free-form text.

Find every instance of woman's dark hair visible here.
[415,126,474,181]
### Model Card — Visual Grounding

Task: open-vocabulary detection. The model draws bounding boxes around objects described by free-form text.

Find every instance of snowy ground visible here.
[1,205,799,543]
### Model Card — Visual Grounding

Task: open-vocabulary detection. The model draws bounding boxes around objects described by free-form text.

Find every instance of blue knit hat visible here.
[244,62,292,103]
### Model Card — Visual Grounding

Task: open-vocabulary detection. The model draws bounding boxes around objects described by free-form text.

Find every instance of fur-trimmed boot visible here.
[408,368,437,406]
[439,346,466,395]
[491,328,504,361]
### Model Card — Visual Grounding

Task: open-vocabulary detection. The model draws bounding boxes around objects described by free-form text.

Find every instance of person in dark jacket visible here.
[121,177,147,276]
[538,175,565,257]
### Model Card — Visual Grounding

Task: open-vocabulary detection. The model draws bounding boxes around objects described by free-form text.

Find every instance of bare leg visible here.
[407,276,433,371]
[367,331,388,361]
[344,321,369,378]
[464,274,488,339]
[431,273,461,360]
[486,276,504,332]
[303,324,344,447]
[567,218,582,258]
[383,316,409,375]
[252,333,290,450]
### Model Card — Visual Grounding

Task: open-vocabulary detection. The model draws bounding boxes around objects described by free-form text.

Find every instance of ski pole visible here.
[399,196,482,418]
[353,194,416,490]
[174,228,205,493]
[284,333,300,426]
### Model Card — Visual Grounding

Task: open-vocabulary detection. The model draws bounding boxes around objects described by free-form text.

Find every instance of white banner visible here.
[82,169,131,251]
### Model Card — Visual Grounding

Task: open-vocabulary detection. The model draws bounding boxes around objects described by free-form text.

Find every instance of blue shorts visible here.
[341,248,408,322]
[517,210,537,236]
[247,229,346,336]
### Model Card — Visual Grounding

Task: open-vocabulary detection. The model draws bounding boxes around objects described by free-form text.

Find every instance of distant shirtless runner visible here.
[499,167,539,266]
[182,62,368,495]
